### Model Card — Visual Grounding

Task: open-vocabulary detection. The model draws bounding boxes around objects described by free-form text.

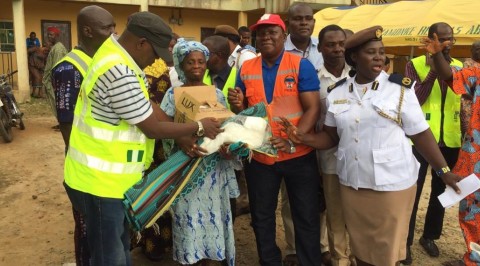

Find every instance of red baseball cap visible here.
[249,14,286,32]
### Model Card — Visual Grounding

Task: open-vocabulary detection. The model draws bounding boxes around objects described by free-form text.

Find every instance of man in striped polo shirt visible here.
[63,12,222,265]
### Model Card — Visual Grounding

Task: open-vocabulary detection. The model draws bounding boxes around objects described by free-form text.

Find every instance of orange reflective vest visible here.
[240,52,313,165]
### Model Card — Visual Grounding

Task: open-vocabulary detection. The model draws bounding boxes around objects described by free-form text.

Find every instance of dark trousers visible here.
[406,146,459,246]
[245,152,321,266]
[65,183,132,266]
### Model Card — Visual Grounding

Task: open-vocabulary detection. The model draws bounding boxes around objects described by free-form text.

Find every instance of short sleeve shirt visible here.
[235,51,320,104]
[324,72,429,191]
[89,64,152,126]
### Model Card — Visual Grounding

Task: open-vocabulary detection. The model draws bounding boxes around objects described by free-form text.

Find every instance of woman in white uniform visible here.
[281,26,461,266]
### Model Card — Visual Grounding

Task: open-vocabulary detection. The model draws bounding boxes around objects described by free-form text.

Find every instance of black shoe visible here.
[419,236,440,257]
[400,246,412,265]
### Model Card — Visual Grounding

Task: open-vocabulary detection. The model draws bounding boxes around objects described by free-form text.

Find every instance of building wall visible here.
[0,1,247,95]
[149,7,239,41]
[4,2,244,50]
[1,0,349,101]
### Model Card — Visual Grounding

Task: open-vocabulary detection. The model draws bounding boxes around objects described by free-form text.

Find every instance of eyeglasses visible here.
[438,37,456,44]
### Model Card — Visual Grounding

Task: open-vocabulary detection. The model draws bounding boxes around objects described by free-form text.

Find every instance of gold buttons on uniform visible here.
[355,138,359,143]
[355,118,360,123]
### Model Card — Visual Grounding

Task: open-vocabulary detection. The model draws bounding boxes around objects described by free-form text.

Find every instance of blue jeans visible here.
[245,152,321,266]
[64,183,131,266]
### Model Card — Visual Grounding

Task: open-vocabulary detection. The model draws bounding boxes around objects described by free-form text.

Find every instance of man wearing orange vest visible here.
[228,14,322,266]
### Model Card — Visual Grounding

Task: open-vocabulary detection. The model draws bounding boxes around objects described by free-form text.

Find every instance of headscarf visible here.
[173,38,209,83]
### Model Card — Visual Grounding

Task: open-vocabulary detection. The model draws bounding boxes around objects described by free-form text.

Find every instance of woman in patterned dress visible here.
[423,34,480,266]
[159,39,240,265]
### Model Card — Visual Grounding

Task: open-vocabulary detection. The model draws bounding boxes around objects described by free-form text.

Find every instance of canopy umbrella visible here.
[314,0,480,58]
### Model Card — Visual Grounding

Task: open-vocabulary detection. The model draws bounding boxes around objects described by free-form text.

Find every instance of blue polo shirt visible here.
[235,50,320,103]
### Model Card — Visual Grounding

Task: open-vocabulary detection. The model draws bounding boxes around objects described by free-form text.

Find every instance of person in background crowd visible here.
[281,25,461,266]
[26,31,41,49]
[281,3,325,265]
[284,3,323,71]
[51,6,116,265]
[63,12,222,265]
[168,33,183,88]
[316,24,353,266]
[343,29,354,39]
[214,24,257,68]
[401,22,462,265]
[383,56,391,72]
[160,39,240,265]
[229,13,322,266]
[463,41,480,69]
[27,32,42,97]
[238,26,256,52]
[202,35,236,100]
[28,41,49,98]
[43,26,68,129]
[422,27,480,266]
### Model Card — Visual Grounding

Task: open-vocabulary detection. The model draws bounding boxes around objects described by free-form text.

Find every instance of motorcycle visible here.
[0,70,25,143]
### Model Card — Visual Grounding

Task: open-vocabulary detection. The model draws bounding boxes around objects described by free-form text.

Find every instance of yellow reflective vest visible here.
[203,67,237,108]
[412,55,462,147]
[64,36,154,198]
[54,48,91,77]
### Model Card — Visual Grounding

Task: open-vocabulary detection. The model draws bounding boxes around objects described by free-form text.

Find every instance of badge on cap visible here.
[260,14,271,21]
[375,28,382,39]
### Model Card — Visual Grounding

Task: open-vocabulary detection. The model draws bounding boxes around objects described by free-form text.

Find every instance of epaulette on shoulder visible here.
[388,73,413,89]
[327,77,347,93]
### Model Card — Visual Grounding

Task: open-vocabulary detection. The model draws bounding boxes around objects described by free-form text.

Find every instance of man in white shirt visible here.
[284,3,323,72]
[281,3,327,266]
[317,24,353,266]
[214,25,257,68]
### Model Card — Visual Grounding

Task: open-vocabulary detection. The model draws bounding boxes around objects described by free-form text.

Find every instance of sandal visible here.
[283,254,299,266]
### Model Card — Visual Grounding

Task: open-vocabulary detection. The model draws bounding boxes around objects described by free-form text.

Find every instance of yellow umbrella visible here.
[314,0,480,58]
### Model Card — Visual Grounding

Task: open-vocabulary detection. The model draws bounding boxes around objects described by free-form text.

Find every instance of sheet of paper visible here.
[438,173,480,208]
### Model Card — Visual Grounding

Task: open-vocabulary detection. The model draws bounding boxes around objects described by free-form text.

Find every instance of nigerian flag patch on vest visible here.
[127,150,144,162]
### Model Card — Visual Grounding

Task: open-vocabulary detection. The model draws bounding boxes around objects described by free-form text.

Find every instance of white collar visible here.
[284,35,318,52]
[318,64,350,79]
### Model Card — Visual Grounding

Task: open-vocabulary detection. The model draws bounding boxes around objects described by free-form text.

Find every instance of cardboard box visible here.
[174,85,234,123]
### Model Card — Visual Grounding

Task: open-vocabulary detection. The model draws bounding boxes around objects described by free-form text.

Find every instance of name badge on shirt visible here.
[333,99,348,105]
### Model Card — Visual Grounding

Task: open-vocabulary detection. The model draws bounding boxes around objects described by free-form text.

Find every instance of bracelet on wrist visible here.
[435,166,450,177]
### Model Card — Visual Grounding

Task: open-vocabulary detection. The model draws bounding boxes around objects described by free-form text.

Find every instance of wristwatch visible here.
[196,121,204,137]
[435,166,450,177]
[287,139,296,154]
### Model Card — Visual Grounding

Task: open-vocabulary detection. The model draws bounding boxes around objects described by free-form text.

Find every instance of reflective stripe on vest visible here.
[73,115,146,142]
[240,53,313,164]
[68,146,144,174]
[64,36,154,199]
[54,49,91,77]
[412,55,462,147]
[203,67,237,108]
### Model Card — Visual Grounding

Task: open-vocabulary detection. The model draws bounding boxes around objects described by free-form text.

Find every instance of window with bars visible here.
[0,21,15,52]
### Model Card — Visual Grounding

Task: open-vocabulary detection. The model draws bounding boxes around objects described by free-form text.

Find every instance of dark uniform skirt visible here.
[340,184,416,266]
